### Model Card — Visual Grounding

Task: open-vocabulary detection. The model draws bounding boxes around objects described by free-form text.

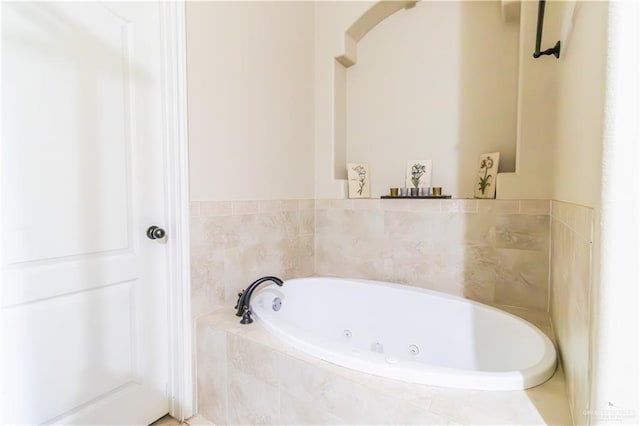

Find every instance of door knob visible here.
[146,226,166,240]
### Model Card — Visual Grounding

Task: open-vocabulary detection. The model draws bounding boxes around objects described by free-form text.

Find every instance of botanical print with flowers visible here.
[474,152,500,198]
[405,160,432,189]
[347,162,371,198]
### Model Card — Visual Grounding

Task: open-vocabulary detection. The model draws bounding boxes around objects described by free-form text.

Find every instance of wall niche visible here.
[334,0,519,198]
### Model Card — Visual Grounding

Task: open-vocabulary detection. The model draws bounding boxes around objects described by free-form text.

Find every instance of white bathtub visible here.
[251,277,557,391]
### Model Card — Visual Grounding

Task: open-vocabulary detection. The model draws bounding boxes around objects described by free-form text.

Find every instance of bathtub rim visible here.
[252,276,558,391]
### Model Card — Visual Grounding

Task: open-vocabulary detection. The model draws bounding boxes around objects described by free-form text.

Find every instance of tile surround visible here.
[190,198,552,314]
[190,198,571,424]
[550,200,594,425]
[315,199,551,311]
[196,326,228,423]
[196,309,572,425]
[190,200,315,318]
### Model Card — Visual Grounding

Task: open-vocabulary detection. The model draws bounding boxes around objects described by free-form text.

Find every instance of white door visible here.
[2,2,171,424]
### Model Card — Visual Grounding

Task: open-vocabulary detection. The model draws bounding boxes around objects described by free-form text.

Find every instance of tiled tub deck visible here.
[196,307,573,425]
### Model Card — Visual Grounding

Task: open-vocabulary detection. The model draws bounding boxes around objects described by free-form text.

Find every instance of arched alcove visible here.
[335,1,418,68]
[332,1,418,181]
[332,0,520,198]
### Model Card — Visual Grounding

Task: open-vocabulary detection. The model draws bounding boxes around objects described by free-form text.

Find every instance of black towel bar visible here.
[533,0,561,59]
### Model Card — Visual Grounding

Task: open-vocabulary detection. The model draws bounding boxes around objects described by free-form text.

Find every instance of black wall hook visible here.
[533,0,561,59]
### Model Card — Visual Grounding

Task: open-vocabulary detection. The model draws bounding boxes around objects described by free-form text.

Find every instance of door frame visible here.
[0,1,193,421]
[159,2,194,421]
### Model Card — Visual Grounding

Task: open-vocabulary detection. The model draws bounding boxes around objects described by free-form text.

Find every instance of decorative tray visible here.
[380,195,452,199]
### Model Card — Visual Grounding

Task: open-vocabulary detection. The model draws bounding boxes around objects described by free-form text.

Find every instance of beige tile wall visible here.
[191,198,568,423]
[315,199,551,311]
[550,200,594,425]
[190,198,552,317]
[196,320,448,425]
[189,200,315,319]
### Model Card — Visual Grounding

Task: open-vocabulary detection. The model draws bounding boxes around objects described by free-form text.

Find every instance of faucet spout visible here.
[234,275,284,320]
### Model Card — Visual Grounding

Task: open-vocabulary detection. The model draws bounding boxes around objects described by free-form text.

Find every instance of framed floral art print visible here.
[405,160,432,189]
[347,163,370,198]
[474,152,500,199]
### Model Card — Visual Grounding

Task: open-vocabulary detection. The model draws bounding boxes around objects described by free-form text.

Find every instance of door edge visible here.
[159,1,194,421]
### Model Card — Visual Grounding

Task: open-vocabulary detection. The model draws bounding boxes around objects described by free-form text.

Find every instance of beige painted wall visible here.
[496,0,558,199]
[314,1,375,199]
[553,1,607,208]
[498,1,606,204]
[346,1,519,198]
[185,0,606,204]
[186,1,315,201]
[315,0,559,201]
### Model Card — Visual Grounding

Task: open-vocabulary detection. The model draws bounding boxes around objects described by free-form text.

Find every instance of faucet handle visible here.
[234,291,244,310]
[240,306,253,324]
